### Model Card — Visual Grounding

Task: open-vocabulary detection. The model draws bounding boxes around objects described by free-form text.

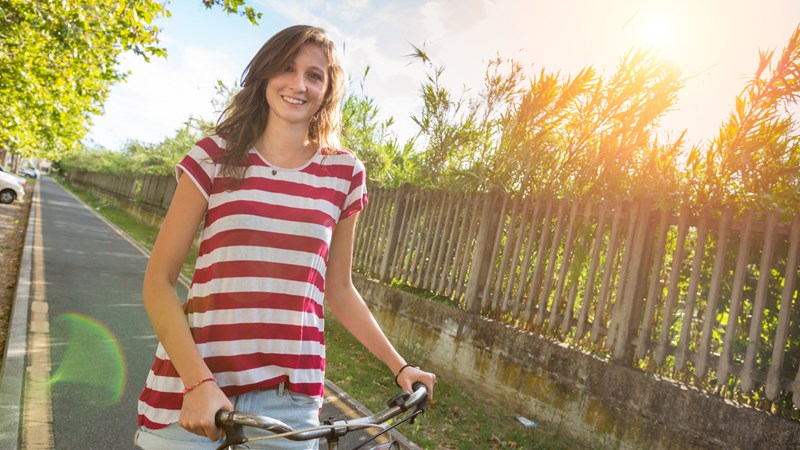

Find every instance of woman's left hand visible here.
[396,365,437,401]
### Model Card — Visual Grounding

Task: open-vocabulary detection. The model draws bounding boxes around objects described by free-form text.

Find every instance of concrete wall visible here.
[353,274,800,450]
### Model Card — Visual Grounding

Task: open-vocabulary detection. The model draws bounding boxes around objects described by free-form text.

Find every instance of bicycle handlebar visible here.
[214,382,428,449]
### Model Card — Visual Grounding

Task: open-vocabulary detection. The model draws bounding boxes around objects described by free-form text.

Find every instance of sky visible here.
[85,0,800,151]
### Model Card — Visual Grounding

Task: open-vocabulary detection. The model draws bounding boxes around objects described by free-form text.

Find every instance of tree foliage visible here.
[58,22,800,216]
[405,48,686,203]
[0,0,259,161]
[402,26,799,214]
[686,26,800,215]
[201,0,261,25]
[60,120,206,176]
[341,67,416,188]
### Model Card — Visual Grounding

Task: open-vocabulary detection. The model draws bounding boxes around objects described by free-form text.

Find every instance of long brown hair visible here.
[215,25,347,179]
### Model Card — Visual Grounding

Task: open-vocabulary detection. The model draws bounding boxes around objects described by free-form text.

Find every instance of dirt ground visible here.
[0,182,33,373]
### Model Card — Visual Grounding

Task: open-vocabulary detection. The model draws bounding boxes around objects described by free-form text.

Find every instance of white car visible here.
[0,171,25,204]
[0,165,26,187]
[20,166,39,179]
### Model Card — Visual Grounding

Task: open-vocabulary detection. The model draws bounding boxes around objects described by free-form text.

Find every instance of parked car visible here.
[20,166,39,179]
[0,165,26,187]
[0,171,25,204]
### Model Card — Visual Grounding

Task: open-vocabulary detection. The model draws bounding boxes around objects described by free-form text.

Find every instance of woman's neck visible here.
[255,122,317,169]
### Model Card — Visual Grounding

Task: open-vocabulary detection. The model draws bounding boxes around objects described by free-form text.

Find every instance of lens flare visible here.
[49,313,127,406]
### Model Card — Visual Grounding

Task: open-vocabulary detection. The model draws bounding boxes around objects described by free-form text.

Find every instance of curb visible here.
[0,181,38,449]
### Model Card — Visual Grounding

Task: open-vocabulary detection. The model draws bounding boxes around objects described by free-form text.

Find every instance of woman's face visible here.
[265,43,329,130]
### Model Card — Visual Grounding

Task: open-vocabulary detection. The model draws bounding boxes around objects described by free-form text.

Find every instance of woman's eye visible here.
[308,72,323,81]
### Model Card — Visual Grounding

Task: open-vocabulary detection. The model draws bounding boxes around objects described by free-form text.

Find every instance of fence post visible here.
[465,190,502,314]
[741,211,779,393]
[612,202,650,364]
[379,183,410,283]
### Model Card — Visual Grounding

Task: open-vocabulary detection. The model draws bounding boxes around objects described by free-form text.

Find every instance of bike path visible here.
[9,177,414,449]
[35,176,169,449]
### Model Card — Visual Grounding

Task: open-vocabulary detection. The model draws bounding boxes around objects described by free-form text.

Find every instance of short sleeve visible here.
[175,138,220,201]
[340,157,368,220]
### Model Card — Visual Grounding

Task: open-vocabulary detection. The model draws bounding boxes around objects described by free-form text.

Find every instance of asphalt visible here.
[0,176,418,449]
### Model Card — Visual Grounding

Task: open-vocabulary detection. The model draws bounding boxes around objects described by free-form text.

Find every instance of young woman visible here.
[134,25,436,449]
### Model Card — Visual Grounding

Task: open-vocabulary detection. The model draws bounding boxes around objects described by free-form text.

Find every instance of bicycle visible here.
[214,383,429,450]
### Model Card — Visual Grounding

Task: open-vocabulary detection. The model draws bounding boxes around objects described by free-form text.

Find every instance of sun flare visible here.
[632,8,683,61]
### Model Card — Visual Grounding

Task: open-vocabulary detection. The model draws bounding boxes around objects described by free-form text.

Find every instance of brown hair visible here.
[214,25,347,179]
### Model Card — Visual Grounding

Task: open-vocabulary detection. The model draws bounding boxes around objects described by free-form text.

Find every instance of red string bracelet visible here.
[182,377,216,396]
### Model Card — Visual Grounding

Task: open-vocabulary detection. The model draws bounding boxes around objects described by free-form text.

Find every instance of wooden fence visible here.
[70,170,178,221]
[69,170,800,416]
[354,185,800,415]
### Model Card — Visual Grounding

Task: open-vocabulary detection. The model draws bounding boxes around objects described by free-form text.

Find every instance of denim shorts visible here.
[134,383,320,449]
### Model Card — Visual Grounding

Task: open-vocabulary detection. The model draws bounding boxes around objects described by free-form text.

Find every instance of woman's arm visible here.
[142,174,233,439]
[325,213,437,399]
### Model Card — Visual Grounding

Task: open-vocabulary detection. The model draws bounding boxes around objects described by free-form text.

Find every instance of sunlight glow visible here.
[632,8,683,62]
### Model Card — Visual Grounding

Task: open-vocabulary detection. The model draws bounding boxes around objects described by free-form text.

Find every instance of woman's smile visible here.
[281,95,306,105]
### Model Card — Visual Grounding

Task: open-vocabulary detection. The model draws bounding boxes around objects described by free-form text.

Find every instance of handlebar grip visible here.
[409,381,429,421]
[214,409,228,428]
[215,409,247,448]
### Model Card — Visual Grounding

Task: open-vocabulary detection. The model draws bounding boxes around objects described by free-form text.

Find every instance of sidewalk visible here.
[0,181,35,448]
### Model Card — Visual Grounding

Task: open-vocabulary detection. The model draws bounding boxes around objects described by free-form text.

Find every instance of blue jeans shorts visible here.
[134,383,320,449]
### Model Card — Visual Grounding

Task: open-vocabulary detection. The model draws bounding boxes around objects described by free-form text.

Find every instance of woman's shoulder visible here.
[320,145,353,157]
[192,135,228,162]
[320,145,363,166]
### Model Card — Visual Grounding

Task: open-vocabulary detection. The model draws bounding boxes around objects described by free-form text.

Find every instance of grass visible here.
[325,313,595,449]
[56,177,598,449]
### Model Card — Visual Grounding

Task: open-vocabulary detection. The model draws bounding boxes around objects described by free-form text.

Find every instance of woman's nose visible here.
[289,72,306,91]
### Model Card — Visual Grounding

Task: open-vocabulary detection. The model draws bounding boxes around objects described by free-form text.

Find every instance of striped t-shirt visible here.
[137,135,368,429]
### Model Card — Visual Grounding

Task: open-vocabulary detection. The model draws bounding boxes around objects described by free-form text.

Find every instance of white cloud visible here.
[86,43,238,149]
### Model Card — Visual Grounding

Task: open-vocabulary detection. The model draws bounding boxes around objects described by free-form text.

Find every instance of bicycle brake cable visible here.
[349,409,424,450]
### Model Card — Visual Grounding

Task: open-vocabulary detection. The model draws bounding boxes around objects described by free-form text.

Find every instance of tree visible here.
[686,25,800,216]
[0,0,260,163]
[341,67,416,188]
[406,46,489,190]
[61,119,206,176]
[407,47,685,202]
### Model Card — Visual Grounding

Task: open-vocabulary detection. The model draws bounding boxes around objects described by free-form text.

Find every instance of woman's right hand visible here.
[396,365,437,402]
[178,381,234,441]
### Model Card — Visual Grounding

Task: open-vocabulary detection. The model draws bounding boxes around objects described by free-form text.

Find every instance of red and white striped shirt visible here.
[138,136,368,429]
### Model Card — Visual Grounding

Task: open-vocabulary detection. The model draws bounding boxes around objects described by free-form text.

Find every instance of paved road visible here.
[39,176,173,448]
[11,177,412,449]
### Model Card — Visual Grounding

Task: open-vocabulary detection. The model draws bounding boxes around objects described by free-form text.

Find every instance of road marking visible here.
[324,392,361,418]
[22,181,54,449]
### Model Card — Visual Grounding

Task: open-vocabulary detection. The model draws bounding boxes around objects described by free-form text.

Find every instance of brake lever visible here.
[386,390,411,412]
